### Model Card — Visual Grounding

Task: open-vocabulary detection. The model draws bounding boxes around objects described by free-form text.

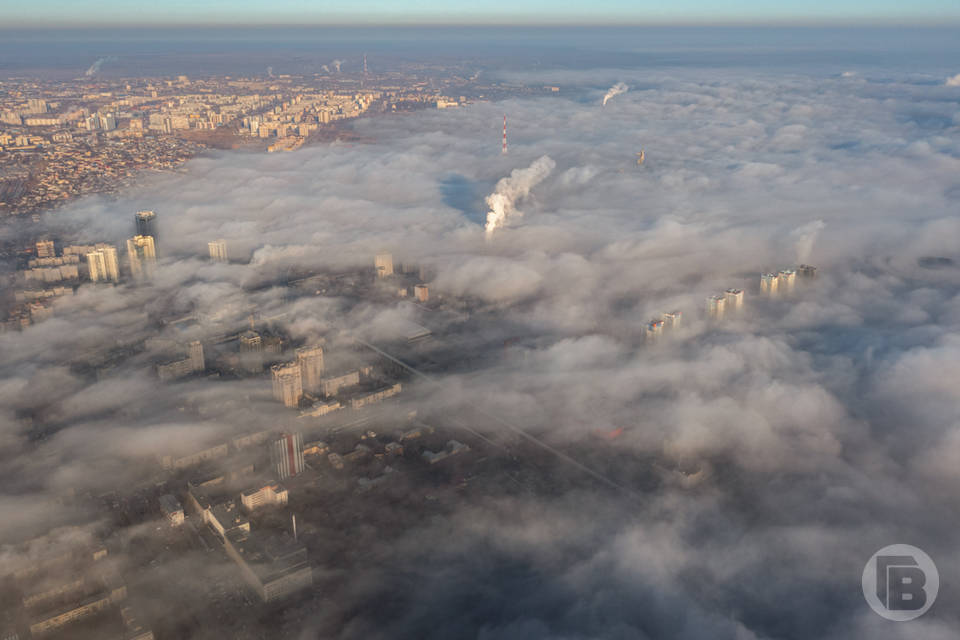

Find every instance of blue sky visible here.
[3,0,959,26]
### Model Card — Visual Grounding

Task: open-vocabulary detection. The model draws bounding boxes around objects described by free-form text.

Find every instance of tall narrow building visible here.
[127,235,157,281]
[208,239,228,263]
[271,362,303,408]
[296,345,324,393]
[760,273,779,296]
[188,340,205,373]
[135,210,157,243]
[778,269,796,293]
[724,288,744,311]
[86,244,120,282]
[706,295,726,319]
[374,252,394,278]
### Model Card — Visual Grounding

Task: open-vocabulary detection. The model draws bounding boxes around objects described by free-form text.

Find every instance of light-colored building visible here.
[296,345,324,393]
[349,383,402,409]
[724,288,744,311]
[156,341,204,381]
[86,245,120,283]
[271,363,303,408]
[375,252,393,278]
[760,273,779,296]
[127,235,156,281]
[414,284,429,302]
[319,370,360,398]
[646,319,664,340]
[778,269,796,293]
[208,239,228,263]
[36,240,55,258]
[240,483,288,512]
[706,295,726,319]
[663,310,682,329]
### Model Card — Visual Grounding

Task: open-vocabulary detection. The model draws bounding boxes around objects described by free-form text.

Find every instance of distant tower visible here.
[760,273,779,296]
[127,235,157,281]
[724,288,744,311]
[272,433,305,481]
[636,150,645,165]
[134,210,157,244]
[296,345,325,393]
[706,295,726,319]
[375,252,394,278]
[188,340,205,372]
[778,269,796,293]
[363,54,368,75]
[502,114,507,155]
[271,362,303,408]
[208,239,228,263]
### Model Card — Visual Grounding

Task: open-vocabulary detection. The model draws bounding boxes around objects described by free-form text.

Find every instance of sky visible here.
[3,0,960,26]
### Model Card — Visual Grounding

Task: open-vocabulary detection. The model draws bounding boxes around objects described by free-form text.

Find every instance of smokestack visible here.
[292,514,297,541]
[484,155,556,237]
[602,82,629,106]
[502,115,508,155]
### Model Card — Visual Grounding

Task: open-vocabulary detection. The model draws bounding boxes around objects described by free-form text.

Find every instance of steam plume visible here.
[332,59,343,73]
[321,64,330,73]
[83,56,117,77]
[946,73,960,87]
[484,155,556,237]
[790,219,826,263]
[602,82,629,106]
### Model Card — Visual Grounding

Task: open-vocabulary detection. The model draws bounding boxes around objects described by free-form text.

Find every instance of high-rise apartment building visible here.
[86,245,120,283]
[778,269,796,293]
[208,240,228,263]
[271,362,303,408]
[663,311,682,329]
[296,346,324,393]
[760,273,779,296]
[414,284,429,302]
[189,340,205,372]
[134,210,157,242]
[375,252,393,278]
[724,288,744,310]
[272,433,305,480]
[706,295,726,319]
[126,235,156,280]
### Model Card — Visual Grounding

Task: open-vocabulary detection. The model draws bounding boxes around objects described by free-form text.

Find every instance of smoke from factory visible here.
[602,82,629,106]
[320,64,330,73]
[484,155,556,237]
[790,219,826,263]
[332,59,343,73]
[83,56,117,77]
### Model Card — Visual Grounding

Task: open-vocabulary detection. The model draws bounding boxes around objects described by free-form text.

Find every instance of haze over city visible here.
[0,3,959,640]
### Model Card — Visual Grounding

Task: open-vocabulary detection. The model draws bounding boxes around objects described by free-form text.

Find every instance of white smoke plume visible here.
[321,64,330,73]
[484,155,556,237]
[267,66,274,78]
[332,59,343,73]
[83,56,117,77]
[790,219,826,263]
[946,73,960,87]
[602,82,629,106]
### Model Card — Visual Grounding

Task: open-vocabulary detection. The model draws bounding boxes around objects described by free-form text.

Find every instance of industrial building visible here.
[271,433,305,481]
[223,531,313,602]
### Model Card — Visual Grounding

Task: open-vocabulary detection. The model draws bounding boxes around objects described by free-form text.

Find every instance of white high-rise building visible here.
[271,362,303,408]
[778,269,796,293]
[127,235,156,280]
[86,245,120,282]
[724,288,744,310]
[296,345,325,393]
[375,252,393,278]
[760,273,779,296]
[208,239,228,263]
[706,295,726,319]
[663,311,682,329]
[189,340,205,373]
